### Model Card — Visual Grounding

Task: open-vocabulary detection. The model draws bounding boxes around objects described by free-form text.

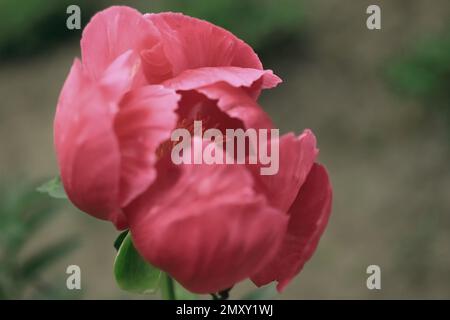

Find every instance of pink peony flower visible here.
[54,6,332,294]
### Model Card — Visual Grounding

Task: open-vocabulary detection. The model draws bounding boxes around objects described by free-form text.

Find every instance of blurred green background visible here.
[0,0,449,299]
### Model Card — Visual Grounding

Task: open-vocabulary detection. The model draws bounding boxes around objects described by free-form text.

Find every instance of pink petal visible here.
[81,6,158,81]
[176,90,246,134]
[140,42,174,84]
[54,59,125,228]
[100,50,141,101]
[126,158,287,294]
[250,130,319,212]
[162,67,281,98]
[251,164,333,291]
[54,51,141,229]
[144,12,263,79]
[114,85,180,207]
[196,82,275,130]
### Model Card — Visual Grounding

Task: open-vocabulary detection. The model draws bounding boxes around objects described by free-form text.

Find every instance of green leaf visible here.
[37,176,67,199]
[114,230,129,251]
[114,233,162,294]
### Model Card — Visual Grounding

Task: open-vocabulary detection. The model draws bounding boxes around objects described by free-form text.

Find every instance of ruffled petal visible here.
[162,67,281,98]
[81,6,158,81]
[140,42,174,84]
[251,164,332,291]
[126,154,287,294]
[54,59,124,228]
[54,51,141,229]
[143,12,264,82]
[250,130,319,212]
[114,85,180,207]
[175,89,246,134]
[196,82,275,130]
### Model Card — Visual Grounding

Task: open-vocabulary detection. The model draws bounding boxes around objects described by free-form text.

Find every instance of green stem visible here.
[161,273,176,300]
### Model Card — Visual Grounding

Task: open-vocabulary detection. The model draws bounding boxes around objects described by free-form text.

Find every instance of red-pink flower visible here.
[54,6,332,294]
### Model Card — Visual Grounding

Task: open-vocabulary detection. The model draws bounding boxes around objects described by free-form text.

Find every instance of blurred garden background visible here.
[0,0,449,299]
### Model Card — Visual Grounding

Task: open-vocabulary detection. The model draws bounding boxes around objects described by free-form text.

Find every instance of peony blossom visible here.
[54,6,332,294]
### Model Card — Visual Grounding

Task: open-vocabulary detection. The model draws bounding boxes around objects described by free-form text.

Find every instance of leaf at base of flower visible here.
[36,176,67,199]
[114,230,129,251]
[114,232,161,294]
